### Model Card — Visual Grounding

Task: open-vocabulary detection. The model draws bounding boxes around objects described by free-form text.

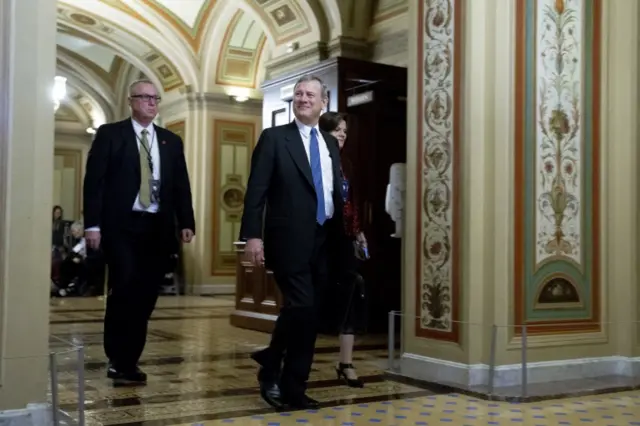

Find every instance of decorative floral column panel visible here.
[514,0,601,335]
[415,0,463,342]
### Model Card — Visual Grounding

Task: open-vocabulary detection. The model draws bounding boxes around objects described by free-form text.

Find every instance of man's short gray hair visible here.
[70,221,84,234]
[128,79,156,97]
[294,74,329,100]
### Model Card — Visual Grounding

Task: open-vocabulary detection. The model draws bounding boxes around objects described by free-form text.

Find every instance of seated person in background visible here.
[51,206,71,286]
[52,205,66,249]
[56,221,88,296]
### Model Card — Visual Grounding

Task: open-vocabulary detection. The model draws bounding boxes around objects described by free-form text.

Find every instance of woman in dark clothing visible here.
[319,111,368,388]
[51,205,66,287]
[52,205,65,248]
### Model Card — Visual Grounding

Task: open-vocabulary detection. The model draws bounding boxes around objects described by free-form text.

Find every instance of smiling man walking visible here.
[241,75,345,409]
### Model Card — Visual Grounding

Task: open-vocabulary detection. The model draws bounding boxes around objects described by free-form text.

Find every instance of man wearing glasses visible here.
[83,79,195,385]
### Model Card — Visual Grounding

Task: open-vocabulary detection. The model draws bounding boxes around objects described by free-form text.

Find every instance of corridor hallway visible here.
[50,296,640,426]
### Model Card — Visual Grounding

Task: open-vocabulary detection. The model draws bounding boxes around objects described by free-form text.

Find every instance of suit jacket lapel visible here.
[121,120,140,181]
[154,124,169,181]
[284,121,314,189]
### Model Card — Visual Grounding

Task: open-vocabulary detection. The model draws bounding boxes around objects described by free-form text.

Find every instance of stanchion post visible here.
[77,346,86,426]
[49,352,60,426]
[488,325,497,394]
[521,325,528,398]
[388,311,395,371]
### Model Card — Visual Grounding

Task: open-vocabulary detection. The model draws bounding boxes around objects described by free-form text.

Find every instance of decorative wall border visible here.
[415,0,463,342]
[513,0,601,335]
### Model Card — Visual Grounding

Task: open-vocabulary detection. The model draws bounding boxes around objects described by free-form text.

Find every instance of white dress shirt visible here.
[294,118,334,219]
[72,238,87,258]
[131,118,161,213]
[85,118,161,233]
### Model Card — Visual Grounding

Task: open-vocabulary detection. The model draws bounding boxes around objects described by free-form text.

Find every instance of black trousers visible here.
[59,256,87,288]
[258,223,329,398]
[102,212,166,370]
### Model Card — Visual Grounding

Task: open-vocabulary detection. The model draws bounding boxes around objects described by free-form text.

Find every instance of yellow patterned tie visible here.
[138,129,152,207]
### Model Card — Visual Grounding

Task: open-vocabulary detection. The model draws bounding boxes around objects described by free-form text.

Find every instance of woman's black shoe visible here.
[335,363,364,388]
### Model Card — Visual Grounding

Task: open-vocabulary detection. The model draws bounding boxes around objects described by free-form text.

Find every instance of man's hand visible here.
[85,230,101,250]
[245,238,264,267]
[181,229,194,243]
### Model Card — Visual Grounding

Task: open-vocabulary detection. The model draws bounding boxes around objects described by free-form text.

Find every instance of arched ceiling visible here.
[54,82,107,134]
[53,0,360,129]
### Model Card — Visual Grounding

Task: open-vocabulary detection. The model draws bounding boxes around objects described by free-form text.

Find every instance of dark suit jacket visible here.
[240,120,345,275]
[83,118,195,250]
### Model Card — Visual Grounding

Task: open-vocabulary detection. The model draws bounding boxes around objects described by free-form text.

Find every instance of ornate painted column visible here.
[401,0,640,391]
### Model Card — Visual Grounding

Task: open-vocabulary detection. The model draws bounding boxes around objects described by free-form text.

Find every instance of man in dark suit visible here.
[83,79,195,385]
[241,75,345,409]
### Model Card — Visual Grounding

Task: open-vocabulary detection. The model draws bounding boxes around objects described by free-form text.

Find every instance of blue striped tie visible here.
[310,128,326,225]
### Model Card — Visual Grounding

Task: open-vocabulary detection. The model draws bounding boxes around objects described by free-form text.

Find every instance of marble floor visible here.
[50,296,640,425]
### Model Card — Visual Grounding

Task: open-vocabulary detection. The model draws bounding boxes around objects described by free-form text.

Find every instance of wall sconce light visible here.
[53,76,67,112]
[86,127,96,134]
[233,95,249,103]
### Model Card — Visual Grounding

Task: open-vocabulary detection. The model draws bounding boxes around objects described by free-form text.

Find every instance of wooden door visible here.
[344,86,407,332]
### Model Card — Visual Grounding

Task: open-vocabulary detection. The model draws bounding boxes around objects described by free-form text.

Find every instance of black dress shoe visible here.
[107,363,147,385]
[283,394,320,410]
[258,381,285,409]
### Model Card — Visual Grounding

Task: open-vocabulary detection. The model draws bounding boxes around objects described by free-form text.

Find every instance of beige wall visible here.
[402,0,640,372]
[0,0,56,410]
[160,97,262,294]
[53,133,91,222]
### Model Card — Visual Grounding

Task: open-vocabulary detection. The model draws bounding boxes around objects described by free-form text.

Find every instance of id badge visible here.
[149,179,161,203]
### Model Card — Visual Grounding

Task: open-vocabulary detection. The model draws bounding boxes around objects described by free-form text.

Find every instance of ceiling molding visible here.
[247,0,313,46]
[214,11,268,89]
[56,43,128,92]
[55,68,116,124]
[160,92,262,117]
[134,0,217,54]
[315,0,342,38]
[199,0,276,92]
[116,0,205,79]
[56,46,121,96]
[53,0,350,99]
[57,3,194,92]
[254,39,270,89]
[56,57,116,107]
[114,61,136,118]
[264,41,328,80]
[57,21,166,93]
[297,0,330,43]
[56,96,92,129]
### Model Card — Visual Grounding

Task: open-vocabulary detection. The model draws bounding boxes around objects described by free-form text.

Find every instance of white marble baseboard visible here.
[0,404,53,426]
[399,353,640,388]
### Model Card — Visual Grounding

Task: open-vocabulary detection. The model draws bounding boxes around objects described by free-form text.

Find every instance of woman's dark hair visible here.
[319,111,355,182]
[52,205,63,220]
[52,205,64,232]
[318,111,347,133]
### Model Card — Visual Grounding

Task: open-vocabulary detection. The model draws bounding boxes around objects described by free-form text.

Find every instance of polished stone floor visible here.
[50,296,640,425]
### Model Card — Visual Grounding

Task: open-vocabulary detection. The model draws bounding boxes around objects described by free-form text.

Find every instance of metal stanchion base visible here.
[56,410,79,426]
[49,340,86,426]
